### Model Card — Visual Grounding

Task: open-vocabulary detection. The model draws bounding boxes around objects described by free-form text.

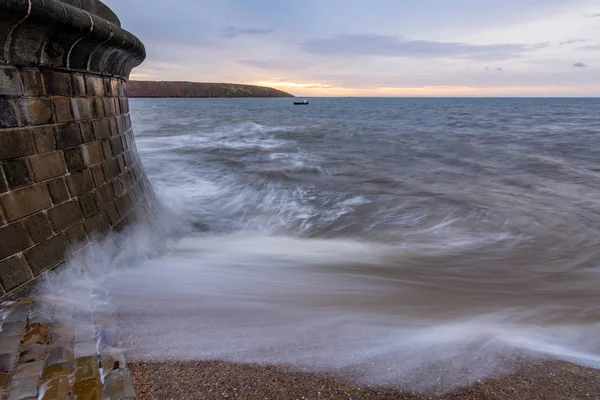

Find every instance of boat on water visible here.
[294,99,309,105]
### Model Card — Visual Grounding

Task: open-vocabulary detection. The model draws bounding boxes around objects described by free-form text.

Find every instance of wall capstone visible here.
[0,0,160,299]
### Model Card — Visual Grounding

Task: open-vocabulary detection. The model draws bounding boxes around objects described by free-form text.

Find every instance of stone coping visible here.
[0,0,144,79]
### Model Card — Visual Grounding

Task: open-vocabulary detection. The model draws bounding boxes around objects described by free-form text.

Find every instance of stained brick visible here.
[84,75,103,96]
[0,256,32,292]
[90,165,105,186]
[102,158,120,181]
[92,98,105,118]
[29,152,66,181]
[103,98,115,117]
[94,183,115,209]
[79,193,97,217]
[0,223,30,260]
[2,158,32,189]
[80,122,94,143]
[113,97,121,115]
[0,174,7,193]
[71,98,93,121]
[20,69,44,96]
[116,115,126,135]
[21,213,52,244]
[52,98,72,123]
[0,67,21,95]
[72,74,86,96]
[0,129,35,160]
[64,224,88,251]
[66,170,94,197]
[80,142,104,167]
[18,98,53,126]
[101,140,113,159]
[83,211,110,240]
[43,70,72,96]
[46,178,70,204]
[47,200,83,232]
[0,98,18,128]
[54,123,82,149]
[110,137,123,155]
[103,78,112,97]
[23,234,70,276]
[0,184,52,222]
[63,147,84,172]
[108,117,117,136]
[104,204,119,226]
[114,194,132,218]
[120,98,129,114]
[31,127,55,153]
[92,119,110,140]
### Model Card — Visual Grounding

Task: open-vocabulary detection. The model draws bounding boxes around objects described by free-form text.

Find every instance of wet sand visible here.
[127,359,600,400]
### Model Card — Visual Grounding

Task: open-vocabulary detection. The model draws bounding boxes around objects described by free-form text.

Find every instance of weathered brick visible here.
[101,140,113,159]
[46,178,70,204]
[84,75,103,96]
[52,98,73,123]
[47,200,83,231]
[112,179,124,198]
[0,256,32,292]
[108,117,118,136]
[2,158,32,189]
[0,223,30,260]
[92,97,105,118]
[43,70,72,96]
[90,165,105,186]
[18,98,53,126]
[104,204,119,226]
[0,129,35,160]
[80,122,94,143]
[117,154,126,173]
[83,211,110,240]
[109,137,123,156]
[114,194,132,218]
[38,376,69,399]
[102,158,120,181]
[0,353,17,374]
[121,98,129,114]
[0,184,52,222]
[21,213,52,243]
[73,378,101,400]
[20,68,44,96]
[71,98,93,121]
[0,98,18,128]
[72,74,86,96]
[0,67,21,95]
[63,147,84,172]
[13,360,44,379]
[0,174,7,193]
[54,123,82,149]
[92,119,110,140]
[66,170,94,197]
[113,97,121,115]
[23,234,69,275]
[8,376,38,399]
[79,193,97,217]
[31,126,55,153]
[103,369,136,399]
[22,324,49,346]
[94,183,114,209]
[29,151,66,182]
[65,224,88,251]
[104,98,115,117]
[103,78,113,97]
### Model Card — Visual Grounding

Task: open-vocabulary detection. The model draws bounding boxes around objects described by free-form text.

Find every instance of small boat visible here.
[294,99,309,105]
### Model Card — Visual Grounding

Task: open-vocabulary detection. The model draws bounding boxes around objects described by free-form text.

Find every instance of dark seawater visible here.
[104,98,600,392]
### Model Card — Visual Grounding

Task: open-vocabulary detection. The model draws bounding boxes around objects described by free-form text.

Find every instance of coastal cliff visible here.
[127,81,294,98]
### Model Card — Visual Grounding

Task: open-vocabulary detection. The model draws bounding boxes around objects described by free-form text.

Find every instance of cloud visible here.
[573,62,587,67]
[496,67,504,72]
[587,13,600,18]
[223,27,274,39]
[581,44,600,51]
[303,34,548,60]
[559,39,587,45]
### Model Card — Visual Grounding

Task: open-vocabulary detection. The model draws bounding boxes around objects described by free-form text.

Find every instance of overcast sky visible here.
[104,0,600,96]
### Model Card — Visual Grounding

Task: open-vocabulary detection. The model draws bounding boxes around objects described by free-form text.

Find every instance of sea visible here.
[89,97,600,392]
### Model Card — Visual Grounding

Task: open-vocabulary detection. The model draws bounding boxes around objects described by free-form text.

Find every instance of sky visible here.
[103,0,600,97]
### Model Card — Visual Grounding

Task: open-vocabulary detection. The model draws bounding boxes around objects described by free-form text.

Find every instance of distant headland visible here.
[127,81,295,98]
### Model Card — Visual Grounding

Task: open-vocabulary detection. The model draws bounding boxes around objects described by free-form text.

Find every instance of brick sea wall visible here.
[0,0,160,299]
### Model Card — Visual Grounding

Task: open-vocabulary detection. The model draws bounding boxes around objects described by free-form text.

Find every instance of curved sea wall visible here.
[0,0,159,298]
